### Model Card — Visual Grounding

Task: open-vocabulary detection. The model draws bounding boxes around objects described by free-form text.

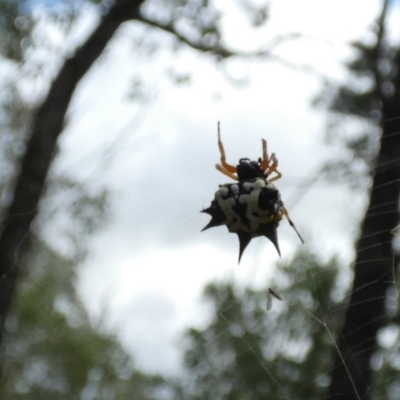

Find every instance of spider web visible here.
[6,112,400,400]
[173,220,399,398]
[0,116,395,400]
[2,2,400,398]
[0,89,397,400]
[165,118,400,400]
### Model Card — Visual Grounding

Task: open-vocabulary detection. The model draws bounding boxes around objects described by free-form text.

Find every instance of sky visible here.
[35,0,389,375]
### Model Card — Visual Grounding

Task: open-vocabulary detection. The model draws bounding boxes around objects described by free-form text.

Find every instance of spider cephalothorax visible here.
[236,158,265,180]
[202,122,304,262]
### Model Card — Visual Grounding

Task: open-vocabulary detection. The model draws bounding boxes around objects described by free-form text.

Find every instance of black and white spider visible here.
[202,122,304,262]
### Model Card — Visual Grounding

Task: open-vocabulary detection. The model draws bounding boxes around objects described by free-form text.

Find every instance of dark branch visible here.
[137,14,303,60]
[372,0,389,100]
[136,15,236,58]
[0,0,146,360]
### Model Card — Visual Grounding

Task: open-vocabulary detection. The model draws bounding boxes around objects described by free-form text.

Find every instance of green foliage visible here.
[313,5,400,398]
[176,250,346,400]
[366,284,400,400]
[0,168,168,397]
[0,236,167,399]
[371,325,400,400]
[313,24,398,188]
[0,0,113,61]
[0,0,31,61]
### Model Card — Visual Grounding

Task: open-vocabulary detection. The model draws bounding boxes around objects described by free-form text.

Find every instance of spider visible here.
[202,122,304,262]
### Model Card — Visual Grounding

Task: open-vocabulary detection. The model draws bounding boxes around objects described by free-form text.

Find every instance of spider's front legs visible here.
[261,139,269,171]
[266,153,282,183]
[215,122,239,180]
[215,164,239,180]
[217,122,237,173]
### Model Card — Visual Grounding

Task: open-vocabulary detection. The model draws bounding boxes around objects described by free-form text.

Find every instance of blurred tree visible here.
[0,236,167,399]
[315,0,400,398]
[0,171,167,397]
[174,250,345,400]
[0,0,289,354]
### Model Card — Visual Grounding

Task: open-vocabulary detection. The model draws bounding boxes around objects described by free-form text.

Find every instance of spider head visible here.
[236,158,265,181]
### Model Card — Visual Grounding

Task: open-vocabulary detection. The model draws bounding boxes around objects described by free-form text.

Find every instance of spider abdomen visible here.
[202,178,284,261]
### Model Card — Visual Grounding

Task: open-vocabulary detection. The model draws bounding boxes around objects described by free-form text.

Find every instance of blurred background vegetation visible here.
[0,0,399,399]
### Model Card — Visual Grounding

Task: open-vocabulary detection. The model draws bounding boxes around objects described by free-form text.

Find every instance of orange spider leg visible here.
[217,122,237,173]
[268,167,282,182]
[216,164,239,181]
[265,153,282,182]
[261,139,269,170]
[266,153,278,175]
[268,171,282,183]
[282,206,304,243]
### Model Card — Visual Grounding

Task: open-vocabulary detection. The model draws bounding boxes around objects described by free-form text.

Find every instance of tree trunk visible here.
[327,59,400,400]
[0,0,145,357]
